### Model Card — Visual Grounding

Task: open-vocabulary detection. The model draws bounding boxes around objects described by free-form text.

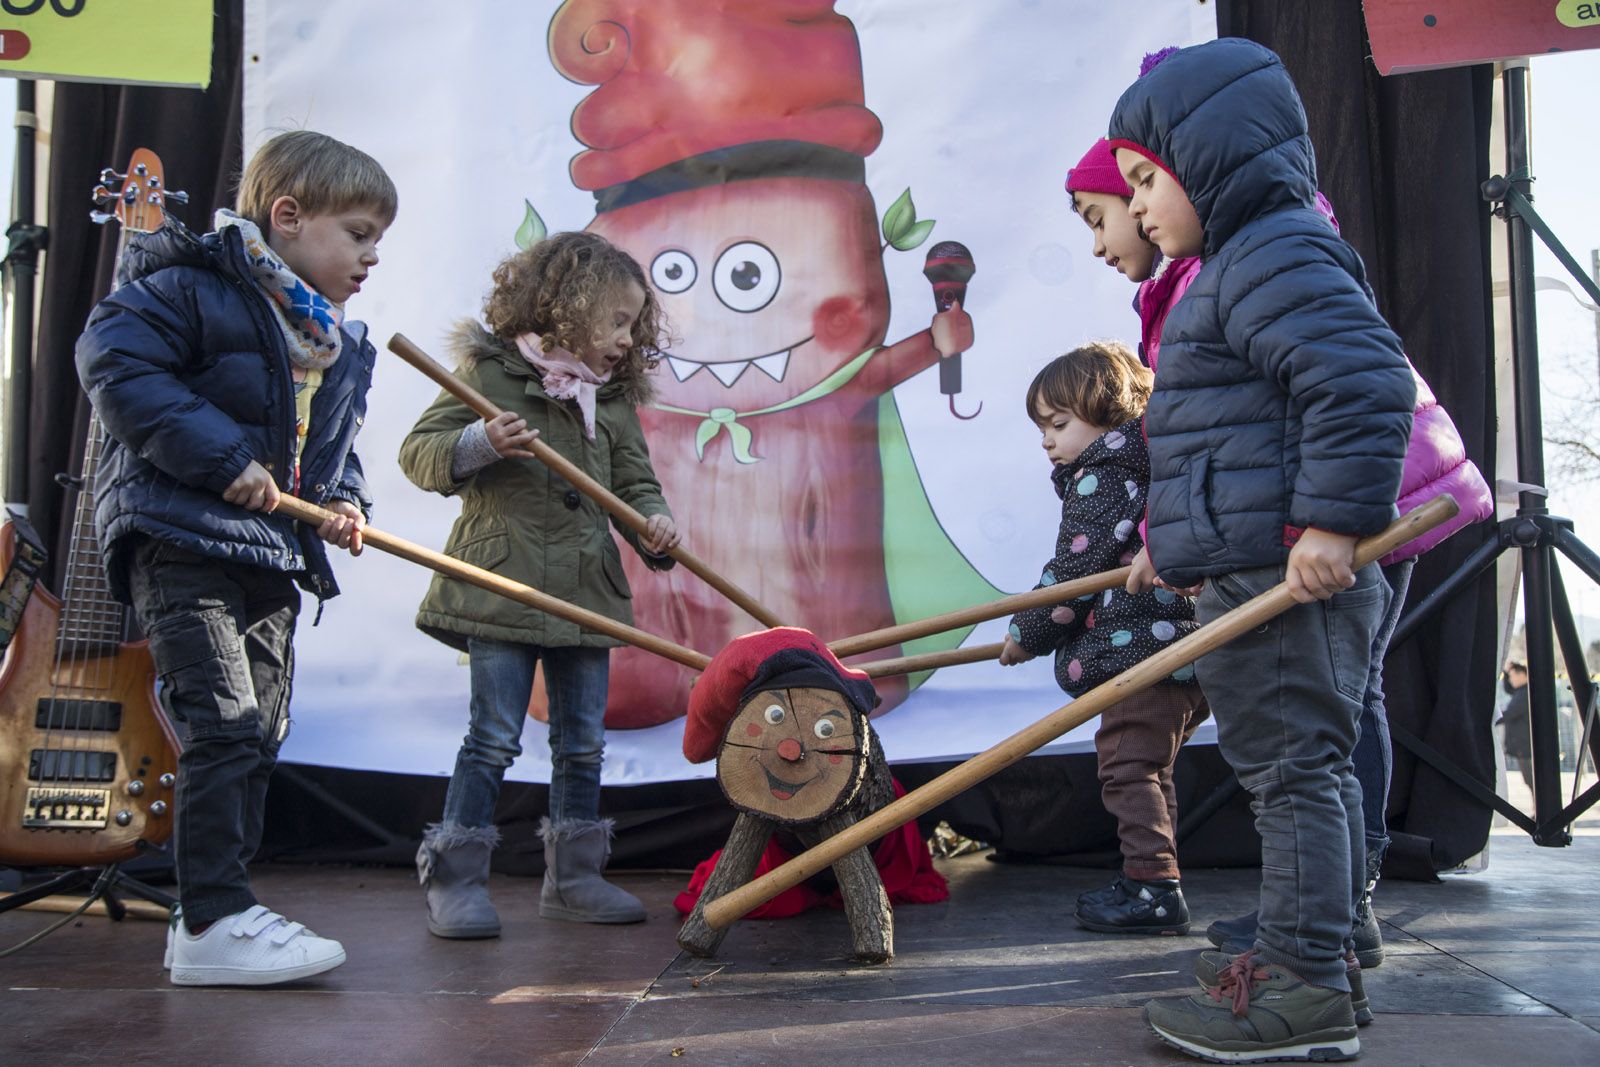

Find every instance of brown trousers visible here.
[1094,682,1209,882]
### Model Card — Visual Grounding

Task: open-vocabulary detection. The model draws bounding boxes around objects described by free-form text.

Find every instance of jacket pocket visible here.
[1185,454,1230,562]
[600,542,632,600]
[449,528,511,572]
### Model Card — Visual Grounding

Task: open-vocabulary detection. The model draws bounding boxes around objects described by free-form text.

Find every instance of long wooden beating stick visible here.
[273,496,711,671]
[702,495,1459,929]
[828,567,1130,659]
[387,333,784,629]
[857,641,1003,679]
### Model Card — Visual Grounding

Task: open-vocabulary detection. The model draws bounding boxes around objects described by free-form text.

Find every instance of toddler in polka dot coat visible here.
[1000,341,1207,935]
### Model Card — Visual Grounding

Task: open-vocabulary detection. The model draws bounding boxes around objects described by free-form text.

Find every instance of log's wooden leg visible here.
[676,812,775,958]
[798,812,893,964]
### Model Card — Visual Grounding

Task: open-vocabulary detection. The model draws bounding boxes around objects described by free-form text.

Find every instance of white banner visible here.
[241,0,1215,784]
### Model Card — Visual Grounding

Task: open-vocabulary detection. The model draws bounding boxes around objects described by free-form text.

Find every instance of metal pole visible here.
[1502,62,1568,843]
[1591,248,1598,395]
[3,79,40,511]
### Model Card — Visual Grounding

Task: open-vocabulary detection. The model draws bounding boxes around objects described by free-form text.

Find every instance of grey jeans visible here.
[1195,561,1388,991]
[125,535,299,929]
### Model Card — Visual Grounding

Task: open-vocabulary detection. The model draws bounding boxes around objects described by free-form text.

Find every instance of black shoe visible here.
[1352,847,1385,969]
[1075,876,1190,935]
[1075,877,1125,911]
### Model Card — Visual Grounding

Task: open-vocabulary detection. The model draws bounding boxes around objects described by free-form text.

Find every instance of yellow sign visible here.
[1556,0,1600,29]
[0,0,211,89]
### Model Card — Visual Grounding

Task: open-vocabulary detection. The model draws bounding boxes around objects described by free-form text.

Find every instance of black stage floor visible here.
[3,821,1597,1066]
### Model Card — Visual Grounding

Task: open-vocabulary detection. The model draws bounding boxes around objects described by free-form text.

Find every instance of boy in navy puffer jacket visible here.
[76,131,396,987]
[1107,39,1414,1062]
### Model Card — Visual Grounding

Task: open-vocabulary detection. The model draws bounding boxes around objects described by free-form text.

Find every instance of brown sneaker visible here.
[1147,950,1359,1062]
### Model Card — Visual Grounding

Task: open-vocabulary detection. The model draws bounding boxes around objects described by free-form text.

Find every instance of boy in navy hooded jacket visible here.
[1107,38,1414,1062]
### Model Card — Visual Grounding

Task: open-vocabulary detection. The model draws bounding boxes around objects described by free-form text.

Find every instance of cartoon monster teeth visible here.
[751,349,790,382]
[662,349,792,388]
[707,360,750,387]
[666,356,702,382]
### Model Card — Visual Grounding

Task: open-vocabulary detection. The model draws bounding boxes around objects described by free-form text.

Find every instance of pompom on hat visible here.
[1105,44,1186,188]
[1066,49,1181,199]
[683,627,879,764]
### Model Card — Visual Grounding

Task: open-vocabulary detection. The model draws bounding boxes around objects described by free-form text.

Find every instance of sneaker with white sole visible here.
[163,904,180,969]
[169,904,346,986]
[1146,950,1358,1062]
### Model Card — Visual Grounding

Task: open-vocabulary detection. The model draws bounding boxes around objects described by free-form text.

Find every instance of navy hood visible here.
[1107,38,1318,259]
[116,216,249,290]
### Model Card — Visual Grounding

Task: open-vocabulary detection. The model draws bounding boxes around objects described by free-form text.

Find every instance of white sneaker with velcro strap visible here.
[168,904,346,986]
[163,904,179,969]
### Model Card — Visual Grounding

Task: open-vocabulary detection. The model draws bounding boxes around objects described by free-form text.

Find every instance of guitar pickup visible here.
[22,786,112,829]
[35,698,123,732]
[27,749,117,782]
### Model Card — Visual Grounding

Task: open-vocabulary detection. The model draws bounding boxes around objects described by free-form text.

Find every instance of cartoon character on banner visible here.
[531,0,1001,728]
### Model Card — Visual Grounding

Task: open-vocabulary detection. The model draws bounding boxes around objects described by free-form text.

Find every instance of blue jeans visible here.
[1350,558,1414,854]
[125,535,299,929]
[440,639,609,828]
[1195,562,1388,992]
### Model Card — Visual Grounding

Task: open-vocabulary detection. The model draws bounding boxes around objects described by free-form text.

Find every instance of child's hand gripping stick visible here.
[386,332,783,628]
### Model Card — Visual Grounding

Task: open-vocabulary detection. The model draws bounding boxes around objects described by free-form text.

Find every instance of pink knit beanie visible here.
[1065,138,1131,198]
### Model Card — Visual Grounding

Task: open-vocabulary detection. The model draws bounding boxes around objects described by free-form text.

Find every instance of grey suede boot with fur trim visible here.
[539,817,645,924]
[417,823,502,939]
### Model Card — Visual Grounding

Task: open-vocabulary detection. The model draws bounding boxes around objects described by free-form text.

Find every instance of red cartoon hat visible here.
[548,0,883,210]
[683,627,879,764]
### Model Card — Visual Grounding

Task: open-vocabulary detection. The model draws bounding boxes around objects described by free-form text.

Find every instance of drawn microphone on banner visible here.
[923,240,979,419]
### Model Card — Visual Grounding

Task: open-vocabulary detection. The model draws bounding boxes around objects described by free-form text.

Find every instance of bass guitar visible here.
[0,149,183,866]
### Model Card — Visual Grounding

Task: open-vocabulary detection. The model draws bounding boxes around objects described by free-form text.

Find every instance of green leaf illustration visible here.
[881,188,916,247]
[515,199,547,250]
[890,217,936,252]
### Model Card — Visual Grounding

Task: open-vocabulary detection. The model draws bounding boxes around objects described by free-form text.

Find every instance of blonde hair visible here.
[1025,340,1151,428]
[236,130,398,231]
[482,231,665,401]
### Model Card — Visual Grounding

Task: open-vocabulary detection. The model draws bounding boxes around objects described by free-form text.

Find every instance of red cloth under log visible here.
[673,780,949,919]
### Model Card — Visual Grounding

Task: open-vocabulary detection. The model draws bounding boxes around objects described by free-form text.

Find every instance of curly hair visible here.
[482,231,665,401]
[1025,340,1152,428]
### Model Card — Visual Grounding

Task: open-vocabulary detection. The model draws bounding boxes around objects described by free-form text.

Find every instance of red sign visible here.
[1364,0,1600,74]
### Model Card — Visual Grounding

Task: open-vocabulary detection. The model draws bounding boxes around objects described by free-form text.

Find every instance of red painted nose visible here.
[776,738,803,762]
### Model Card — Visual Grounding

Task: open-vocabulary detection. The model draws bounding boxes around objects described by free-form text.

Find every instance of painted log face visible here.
[716,686,869,825]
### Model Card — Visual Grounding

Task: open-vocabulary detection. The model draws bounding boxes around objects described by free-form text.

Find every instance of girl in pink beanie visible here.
[1063,47,1200,373]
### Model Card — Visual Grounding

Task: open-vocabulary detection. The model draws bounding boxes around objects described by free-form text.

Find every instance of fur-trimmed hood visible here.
[447,319,658,407]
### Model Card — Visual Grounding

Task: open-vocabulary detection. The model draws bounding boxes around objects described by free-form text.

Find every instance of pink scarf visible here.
[514,334,611,439]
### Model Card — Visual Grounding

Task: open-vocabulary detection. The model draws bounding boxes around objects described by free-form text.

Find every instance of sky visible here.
[1522,50,1600,637]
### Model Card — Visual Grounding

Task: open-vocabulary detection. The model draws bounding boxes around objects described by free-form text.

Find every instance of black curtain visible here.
[19,0,1501,876]
[1216,0,1499,875]
[27,2,243,578]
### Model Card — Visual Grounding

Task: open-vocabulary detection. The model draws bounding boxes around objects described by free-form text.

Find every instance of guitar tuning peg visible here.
[92,184,113,206]
[90,210,115,225]
[99,168,125,184]
[165,189,190,205]
[133,163,149,177]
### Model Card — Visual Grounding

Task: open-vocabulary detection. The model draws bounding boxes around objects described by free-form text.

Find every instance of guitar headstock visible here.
[91,148,188,234]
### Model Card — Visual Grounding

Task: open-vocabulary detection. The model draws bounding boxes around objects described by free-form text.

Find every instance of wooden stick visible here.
[857,641,1004,679]
[702,495,1460,929]
[5,894,170,921]
[828,568,1129,658]
[273,496,711,671]
[387,333,785,629]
